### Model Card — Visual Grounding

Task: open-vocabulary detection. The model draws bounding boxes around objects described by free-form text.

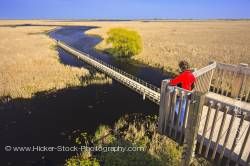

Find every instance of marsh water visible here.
[0,26,170,165]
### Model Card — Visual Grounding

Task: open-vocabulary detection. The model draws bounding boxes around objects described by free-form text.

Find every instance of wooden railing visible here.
[211,63,250,102]
[198,93,250,165]
[158,80,192,143]
[193,61,216,94]
[57,41,161,104]
[193,62,250,103]
[158,62,250,166]
[194,62,250,102]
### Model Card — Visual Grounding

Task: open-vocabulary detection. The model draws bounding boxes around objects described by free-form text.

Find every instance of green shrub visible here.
[101,140,161,166]
[66,114,182,166]
[93,125,116,145]
[65,150,100,166]
[107,28,142,58]
[66,157,100,166]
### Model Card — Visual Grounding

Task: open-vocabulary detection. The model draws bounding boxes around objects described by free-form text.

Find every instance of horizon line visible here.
[1,18,250,21]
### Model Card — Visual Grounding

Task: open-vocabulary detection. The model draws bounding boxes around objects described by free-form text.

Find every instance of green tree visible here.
[107,28,142,58]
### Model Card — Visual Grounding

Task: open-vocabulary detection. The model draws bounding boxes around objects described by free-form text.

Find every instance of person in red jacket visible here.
[169,60,196,126]
[169,60,196,90]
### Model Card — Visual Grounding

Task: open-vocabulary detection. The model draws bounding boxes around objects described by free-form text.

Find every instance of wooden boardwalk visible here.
[199,92,250,164]
[56,39,249,165]
[158,70,250,165]
[57,41,161,104]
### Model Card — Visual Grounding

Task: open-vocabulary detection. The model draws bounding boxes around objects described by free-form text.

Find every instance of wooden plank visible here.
[211,106,229,160]
[218,109,236,165]
[208,69,215,91]
[175,91,185,139]
[193,61,217,77]
[236,123,250,165]
[163,86,173,134]
[213,69,222,93]
[198,109,250,162]
[239,69,248,101]
[198,100,214,155]
[158,80,168,134]
[246,88,250,102]
[217,62,250,75]
[216,70,224,94]
[226,113,246,165]
[180,94,191,143]
[205,92,250,113]
[204,103,221,158]
[231,63,249,99]
[169,89,178,136]
[181,92,205,166]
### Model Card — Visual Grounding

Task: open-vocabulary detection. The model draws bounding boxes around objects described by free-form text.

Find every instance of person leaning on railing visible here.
[169,60,196,125]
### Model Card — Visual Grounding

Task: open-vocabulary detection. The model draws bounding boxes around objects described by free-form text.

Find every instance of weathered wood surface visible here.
[206,92,250,112]
[198,93,250,164]
[216,62,250,75]
[211,63,250,102]
[181,93,205,166]
[159,88,250,164]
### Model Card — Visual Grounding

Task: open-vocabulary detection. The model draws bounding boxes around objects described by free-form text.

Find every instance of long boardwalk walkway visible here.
[57,40,249,165]
[57,41,161,104]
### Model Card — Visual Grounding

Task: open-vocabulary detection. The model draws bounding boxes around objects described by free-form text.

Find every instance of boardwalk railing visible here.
[55,36,249,165]
[57,41,161,104]
[193,61,250,102]
[198,93,250,165]
[210,63,250,102]
[158,62,250,166]
[193,61,216,94]
[158,80,192,143]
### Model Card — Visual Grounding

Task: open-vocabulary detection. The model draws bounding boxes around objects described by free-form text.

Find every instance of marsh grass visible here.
[1,20,249,73]
[66,114,182,166]
[85,21,250,72]
[66,113,213,165]
[0,25,111,99]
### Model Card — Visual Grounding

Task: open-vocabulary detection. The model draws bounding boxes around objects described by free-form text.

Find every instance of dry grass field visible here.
[0,20,249,98]
[0,23,110,99]
[85,21,250,72]
[1,20,250,72]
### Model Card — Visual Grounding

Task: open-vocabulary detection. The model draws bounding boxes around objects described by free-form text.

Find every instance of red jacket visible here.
[169,70,196,90]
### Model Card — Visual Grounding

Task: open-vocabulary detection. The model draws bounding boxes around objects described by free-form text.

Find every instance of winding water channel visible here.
[0,26,170,165]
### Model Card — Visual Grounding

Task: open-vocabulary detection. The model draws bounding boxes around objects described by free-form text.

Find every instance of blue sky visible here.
[1,0,250,19]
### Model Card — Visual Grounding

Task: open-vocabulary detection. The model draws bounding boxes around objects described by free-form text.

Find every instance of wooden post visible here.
[143,91,146,100]
[163,88,173,134]
[181,92,205,166]
[198,100,214,155]
[213,69,222,93]
[204,103,221,158]
[158,79,170,134]
[218,109,236,165]
[239,63,248,100]
[169,89,178,136]
[226,112,246,166]
[211,106,229,160]
[175,91,184,139]
[231,63,248,99]
[236,122,250,165]
[179,95,191,143]
[208,61,216,92]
